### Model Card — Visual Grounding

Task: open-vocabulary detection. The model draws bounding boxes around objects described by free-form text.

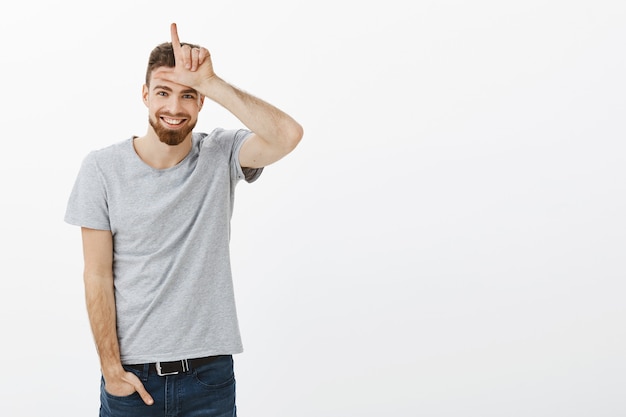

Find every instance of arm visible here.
[157,23,303,168]
[199,77,303,168]
[81,227,154,405]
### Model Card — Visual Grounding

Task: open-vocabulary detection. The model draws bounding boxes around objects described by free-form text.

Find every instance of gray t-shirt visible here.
[65,128,262,364]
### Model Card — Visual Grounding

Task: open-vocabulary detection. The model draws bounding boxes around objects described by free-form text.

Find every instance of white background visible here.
[1,0,625,415]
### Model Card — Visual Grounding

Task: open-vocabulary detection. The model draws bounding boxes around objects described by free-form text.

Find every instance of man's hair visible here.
[145,41,200,86]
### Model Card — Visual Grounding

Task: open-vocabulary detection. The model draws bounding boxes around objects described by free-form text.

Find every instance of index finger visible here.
[170,22,182,57]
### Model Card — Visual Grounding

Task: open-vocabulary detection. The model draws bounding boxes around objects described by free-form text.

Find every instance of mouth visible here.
[160,115,187,128]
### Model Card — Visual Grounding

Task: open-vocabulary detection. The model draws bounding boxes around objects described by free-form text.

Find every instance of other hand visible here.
[104,370,154,406]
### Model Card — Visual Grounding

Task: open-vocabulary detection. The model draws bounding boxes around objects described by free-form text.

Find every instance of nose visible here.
[164,96,185,114]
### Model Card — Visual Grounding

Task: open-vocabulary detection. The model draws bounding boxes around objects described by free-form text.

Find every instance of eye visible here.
[157,91,168,97]
[183,94,195,99]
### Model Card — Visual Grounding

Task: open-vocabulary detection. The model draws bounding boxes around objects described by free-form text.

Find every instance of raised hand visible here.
[153,23,216,91]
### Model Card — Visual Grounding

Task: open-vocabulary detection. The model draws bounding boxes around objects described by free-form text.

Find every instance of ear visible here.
[142,84,149,107]
[198,94,205,111]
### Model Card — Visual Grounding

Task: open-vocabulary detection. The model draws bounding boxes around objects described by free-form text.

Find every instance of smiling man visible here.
[65,23,303,417]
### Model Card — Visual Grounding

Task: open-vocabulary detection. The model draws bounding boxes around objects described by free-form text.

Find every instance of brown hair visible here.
[145,41,200,86]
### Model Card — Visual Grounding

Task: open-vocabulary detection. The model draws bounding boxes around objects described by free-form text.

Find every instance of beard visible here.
[149,112,196,146]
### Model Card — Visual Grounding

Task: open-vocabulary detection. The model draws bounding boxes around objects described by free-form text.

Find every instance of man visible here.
[65,23,303,416]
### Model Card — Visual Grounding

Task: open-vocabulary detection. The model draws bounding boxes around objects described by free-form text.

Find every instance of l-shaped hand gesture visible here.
[153,23,216,91]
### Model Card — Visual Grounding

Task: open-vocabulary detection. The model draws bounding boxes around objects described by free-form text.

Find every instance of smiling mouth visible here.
[160,116,186,127]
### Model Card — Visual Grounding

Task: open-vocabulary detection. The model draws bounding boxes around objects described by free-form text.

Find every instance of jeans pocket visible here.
[100,376,144,408]
[192,356,235,391]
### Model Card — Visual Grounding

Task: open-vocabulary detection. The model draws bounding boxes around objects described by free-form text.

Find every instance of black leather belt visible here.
[127,355,223,376]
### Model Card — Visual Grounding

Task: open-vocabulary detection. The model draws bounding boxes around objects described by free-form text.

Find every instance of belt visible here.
[127,355,223,376]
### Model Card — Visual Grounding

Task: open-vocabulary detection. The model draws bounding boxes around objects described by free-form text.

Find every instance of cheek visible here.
[185,103,202,116]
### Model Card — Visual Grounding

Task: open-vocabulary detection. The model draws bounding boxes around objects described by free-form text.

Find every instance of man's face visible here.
[143,71,204,146]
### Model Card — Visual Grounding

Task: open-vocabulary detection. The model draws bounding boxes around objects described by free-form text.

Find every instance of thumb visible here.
[124,372,154,406]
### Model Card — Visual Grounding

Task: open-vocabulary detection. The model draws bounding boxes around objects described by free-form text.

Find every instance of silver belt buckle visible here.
[156,359,189,376]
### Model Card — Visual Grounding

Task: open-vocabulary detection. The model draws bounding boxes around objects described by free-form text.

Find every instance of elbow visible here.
[284,122,304,153]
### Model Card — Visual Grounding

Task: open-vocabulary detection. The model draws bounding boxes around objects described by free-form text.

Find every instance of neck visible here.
[133,130,193,170]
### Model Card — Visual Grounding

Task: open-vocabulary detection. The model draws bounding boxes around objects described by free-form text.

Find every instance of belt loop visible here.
[142,363,149,382]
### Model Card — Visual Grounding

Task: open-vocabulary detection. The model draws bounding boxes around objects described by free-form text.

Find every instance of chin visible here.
[150,116,194,146]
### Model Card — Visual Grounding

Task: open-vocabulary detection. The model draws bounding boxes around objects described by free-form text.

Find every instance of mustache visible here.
[157,111,190,119]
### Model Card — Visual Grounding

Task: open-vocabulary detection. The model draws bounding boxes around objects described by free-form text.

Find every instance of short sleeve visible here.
[64,152,111,230]
[231,129,263,183]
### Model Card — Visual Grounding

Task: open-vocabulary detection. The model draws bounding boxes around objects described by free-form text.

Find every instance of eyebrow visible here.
[153,85,198,95]
[153,84,173,92]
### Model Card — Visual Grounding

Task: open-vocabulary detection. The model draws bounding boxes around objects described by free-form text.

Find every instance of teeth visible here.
[163,117,183,125]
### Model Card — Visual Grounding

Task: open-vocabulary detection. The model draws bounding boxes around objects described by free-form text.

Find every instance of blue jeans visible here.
[99,355,236,417]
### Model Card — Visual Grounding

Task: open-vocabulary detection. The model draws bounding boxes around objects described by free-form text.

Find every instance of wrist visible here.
[101,361,125,380]
[199,75,230,101]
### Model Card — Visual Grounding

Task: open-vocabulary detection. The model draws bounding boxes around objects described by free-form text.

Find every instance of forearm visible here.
[84,272,124,378]
[200,76,303,152]
[83,271,154,404]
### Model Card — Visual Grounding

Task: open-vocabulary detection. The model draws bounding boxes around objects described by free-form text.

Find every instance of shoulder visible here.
[76,139,133,181]
[198,129,252,149]
[83,138,132,167]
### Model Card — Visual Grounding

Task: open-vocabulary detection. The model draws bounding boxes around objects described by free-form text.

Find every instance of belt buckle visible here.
[156,359,189,376]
